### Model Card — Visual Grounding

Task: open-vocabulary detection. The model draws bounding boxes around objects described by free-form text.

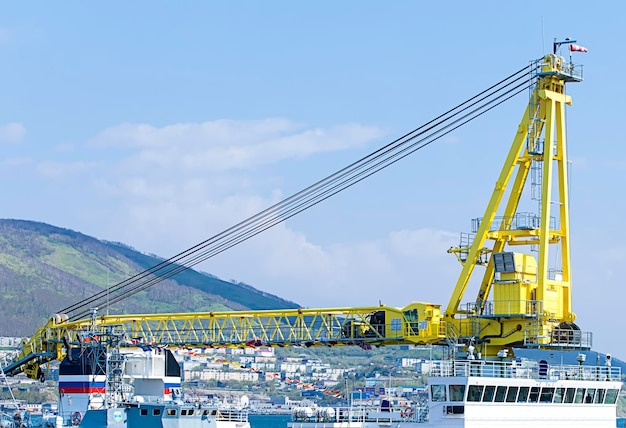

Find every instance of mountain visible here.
[0,219,298,337]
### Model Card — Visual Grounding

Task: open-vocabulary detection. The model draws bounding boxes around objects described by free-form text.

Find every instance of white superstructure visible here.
[427,358,621,427]
[289,357,621,428]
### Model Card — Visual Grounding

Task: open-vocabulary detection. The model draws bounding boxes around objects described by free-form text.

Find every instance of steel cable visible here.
[63,63,538,320]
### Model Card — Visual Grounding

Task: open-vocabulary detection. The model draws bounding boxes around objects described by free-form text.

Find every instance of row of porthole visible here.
[163,408,217,417]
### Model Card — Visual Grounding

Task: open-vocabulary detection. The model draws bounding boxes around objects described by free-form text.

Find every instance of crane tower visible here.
[446,46,585,358]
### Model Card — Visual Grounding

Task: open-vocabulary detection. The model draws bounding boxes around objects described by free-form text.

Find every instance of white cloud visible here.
[389,228,458,258]
[91,119,384,173]
[83,117,386,265]
[92,119,297,149]
[0,123,26,143]
[82,118,386,247]
[198,225,461,309]
[78,118,469,311]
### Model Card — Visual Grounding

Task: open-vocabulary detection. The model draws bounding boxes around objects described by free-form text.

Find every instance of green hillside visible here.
[105,241,292,311]
[0,219,298,337]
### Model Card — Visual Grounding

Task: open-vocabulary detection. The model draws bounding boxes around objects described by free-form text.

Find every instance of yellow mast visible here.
[446,49,584,356]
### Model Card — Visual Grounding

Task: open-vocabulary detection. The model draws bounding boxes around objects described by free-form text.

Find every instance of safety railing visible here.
[472,212,556,233]
[292,404,428,424]
[428,359,620,382]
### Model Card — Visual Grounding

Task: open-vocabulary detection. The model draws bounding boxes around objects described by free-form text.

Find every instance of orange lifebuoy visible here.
[71,411,82,426]
[401,406,413,418]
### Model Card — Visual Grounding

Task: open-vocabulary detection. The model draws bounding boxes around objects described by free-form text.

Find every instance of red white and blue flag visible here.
[570,44,588,53]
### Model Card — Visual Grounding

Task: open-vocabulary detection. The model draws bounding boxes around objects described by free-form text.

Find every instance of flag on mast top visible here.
[570,43,588,53]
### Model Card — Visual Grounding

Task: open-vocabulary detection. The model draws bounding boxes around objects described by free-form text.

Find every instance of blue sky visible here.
[1,2,625,357]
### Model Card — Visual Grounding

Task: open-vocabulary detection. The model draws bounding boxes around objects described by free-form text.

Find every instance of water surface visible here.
[249,414,291,428]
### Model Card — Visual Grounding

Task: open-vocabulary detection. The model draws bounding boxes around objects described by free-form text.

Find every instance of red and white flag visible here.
[570,44,588,53]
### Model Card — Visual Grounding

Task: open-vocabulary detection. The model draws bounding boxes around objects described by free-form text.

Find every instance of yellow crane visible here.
[3,46,588,381]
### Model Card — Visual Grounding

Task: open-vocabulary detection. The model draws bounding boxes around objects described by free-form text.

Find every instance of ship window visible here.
[140,409,148,416]
[203,410,210,416]
[605,389,619,404]
[445,405,464,414]
[467,385,483,402]
[153,409,161,416]
[574,388,585,403]
[585,388,596,403]
[188,409,195,416]
[494,386,507,402]
[181,410,188,416]
[505,386,518,402]
[528,387,540,403]
[431,384,446,402]
[553,387,565,403]
[482,386,495,402]
[595,389,605,404]
[517,386,529,402]
[564,388,576,403]
[449,384,465,402]
[167,409,177,416]
[540,387,554,403]
[211,410,217,416]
